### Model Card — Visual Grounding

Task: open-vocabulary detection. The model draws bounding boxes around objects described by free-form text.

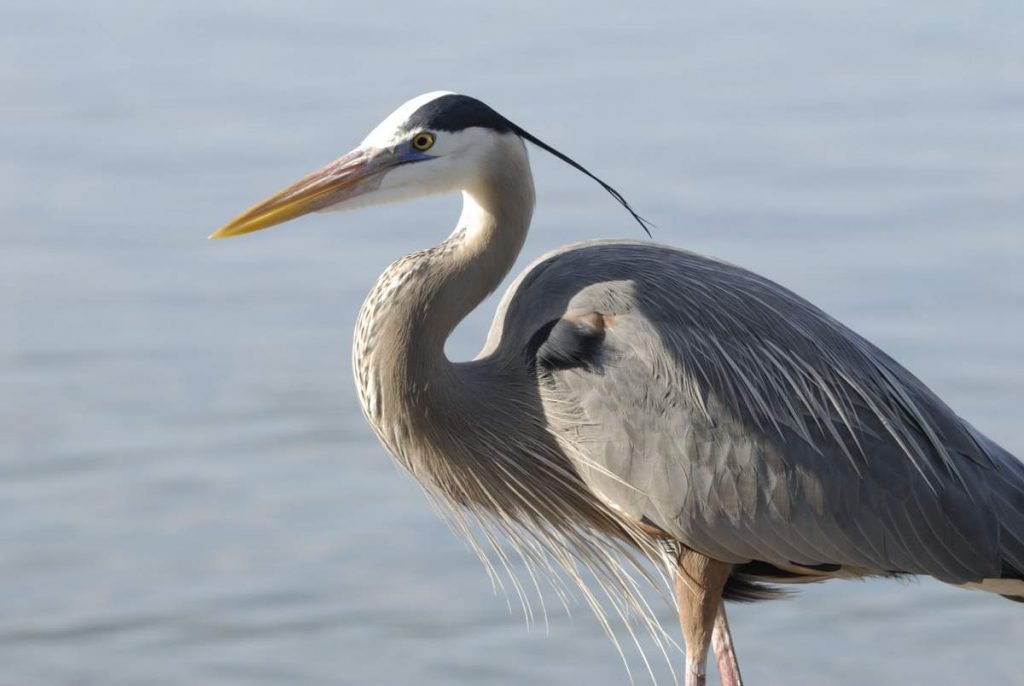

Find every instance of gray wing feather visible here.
[488,240,1024,583]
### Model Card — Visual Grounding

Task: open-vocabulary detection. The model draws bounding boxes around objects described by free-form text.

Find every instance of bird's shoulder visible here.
[480,239,761,359]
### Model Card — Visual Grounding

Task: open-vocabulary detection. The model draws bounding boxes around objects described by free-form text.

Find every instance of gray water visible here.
[3,1,1024,684]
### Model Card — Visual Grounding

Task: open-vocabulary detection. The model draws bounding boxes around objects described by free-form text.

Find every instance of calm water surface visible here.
[3,1,1024,684]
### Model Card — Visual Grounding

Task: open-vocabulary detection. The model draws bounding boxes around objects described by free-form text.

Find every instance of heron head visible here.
[211,92,650,239]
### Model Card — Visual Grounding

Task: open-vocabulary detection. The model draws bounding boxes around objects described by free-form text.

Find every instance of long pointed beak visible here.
[210,147,388,239]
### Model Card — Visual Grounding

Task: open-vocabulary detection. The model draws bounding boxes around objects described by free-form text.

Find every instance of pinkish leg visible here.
[673,552,732,686]
[712,604,744,686]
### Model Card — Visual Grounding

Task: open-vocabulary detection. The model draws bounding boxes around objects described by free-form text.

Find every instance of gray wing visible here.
[487,240,1024,584]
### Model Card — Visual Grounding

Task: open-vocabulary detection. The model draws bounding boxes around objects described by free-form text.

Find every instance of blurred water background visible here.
[2,1,1024,684]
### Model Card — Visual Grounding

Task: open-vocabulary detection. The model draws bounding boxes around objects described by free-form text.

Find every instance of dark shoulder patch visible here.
[1001,560,1024,580]
[404,94,514,134]
[528,313,610,372]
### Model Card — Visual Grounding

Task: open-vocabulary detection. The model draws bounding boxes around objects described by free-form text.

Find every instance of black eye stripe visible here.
[403,94,513,134]
[401,94,652,235]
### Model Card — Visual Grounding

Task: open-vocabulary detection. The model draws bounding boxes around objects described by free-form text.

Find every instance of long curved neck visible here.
[412,163,535,360]
[353,137,535,461]
[353,137,632,554]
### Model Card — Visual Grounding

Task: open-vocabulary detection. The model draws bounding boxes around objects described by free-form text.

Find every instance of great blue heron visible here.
[212,92,1024,686]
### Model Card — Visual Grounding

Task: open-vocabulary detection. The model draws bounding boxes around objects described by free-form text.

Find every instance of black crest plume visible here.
[404,94,654,236]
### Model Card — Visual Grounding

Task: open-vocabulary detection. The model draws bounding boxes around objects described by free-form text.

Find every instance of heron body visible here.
[214,92,1024,685]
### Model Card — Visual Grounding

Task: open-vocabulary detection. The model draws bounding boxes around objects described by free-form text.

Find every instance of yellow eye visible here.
[411,132,435,151]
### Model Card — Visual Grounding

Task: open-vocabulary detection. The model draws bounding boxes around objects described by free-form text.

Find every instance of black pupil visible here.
[417,136,429,147]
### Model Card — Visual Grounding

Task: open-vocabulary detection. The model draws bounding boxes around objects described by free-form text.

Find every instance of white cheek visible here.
[319,127,502,214]
[380,157,463,196]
